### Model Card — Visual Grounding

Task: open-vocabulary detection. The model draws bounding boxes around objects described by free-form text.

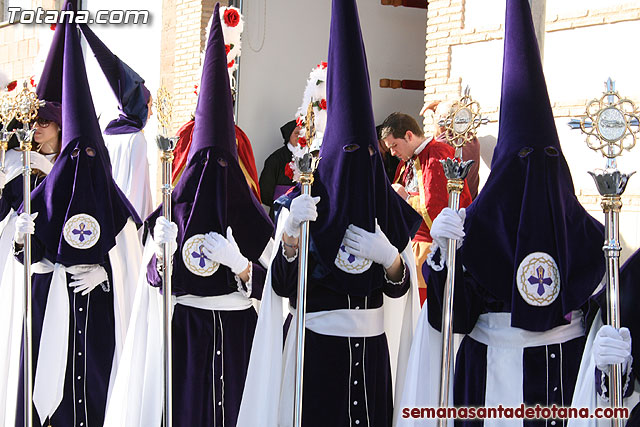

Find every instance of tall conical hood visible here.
[35,5,69,103]
[284,0,421,295]
[79,24,150,135]
[27,13,140,266]
[189,3,237,161]
[460,0,605,330]
[146,3,272,294]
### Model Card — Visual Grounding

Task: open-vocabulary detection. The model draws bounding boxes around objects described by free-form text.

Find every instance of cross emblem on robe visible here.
[191,245,210,268]
[71,223,92,242]
[527,265,553,296]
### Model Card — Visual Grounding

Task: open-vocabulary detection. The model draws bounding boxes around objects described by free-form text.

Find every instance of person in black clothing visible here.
[258,119,301,217]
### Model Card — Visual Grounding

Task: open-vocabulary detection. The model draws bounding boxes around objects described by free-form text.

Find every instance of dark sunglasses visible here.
[34,118,52,128]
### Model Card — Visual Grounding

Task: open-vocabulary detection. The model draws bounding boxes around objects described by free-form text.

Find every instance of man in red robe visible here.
[380,112,472,304]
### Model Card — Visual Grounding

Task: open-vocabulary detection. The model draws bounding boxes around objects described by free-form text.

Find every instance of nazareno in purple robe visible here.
[265,0,421,425]
[424,0,605,425]
[144,4,273,426]
[14,1,141,426]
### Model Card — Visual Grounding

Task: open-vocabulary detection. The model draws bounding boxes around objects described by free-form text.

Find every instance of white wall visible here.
[83,0,162,205]
[236,0,426,175]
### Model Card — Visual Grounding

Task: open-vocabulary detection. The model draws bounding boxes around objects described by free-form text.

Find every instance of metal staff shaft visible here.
[603,196,623,427]
[437,177,464,427]
[293,175,313,427]
[161,149,174,427]
[21,133,33,427]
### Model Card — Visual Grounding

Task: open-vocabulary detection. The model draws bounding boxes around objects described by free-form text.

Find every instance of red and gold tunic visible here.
[393,137,472,304]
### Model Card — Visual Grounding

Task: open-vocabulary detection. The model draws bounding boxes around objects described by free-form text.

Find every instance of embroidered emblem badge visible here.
[182,234,220,277]
[63,214,100,249]
[334,242,372,274]
[516,252,560,306]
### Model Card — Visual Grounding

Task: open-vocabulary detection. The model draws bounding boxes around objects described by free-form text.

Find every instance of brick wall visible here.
[160,0,229,133]
[0,0,57,86]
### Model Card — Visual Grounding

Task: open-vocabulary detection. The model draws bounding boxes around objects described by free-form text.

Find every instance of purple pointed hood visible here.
[460,0,605,330]
[79,24,150,135]
[283,0,421,295]
[26,5,140,266]
[146,3,272,294]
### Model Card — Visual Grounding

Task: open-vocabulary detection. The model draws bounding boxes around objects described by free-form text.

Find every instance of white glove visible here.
[284,194,321,238]
[154,216,178,259]
[343,220,399,269]
[69,265,108,296]
[594,325,632,374]
[30,151,53,175]
[430,207,466,260]
[14,212,38,245]
[0,169,6,191]
[202,226,249,275]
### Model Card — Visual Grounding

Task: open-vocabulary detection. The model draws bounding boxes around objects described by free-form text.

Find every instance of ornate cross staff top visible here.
[14,81,45,147]
[293,102,321,184]
[572,78,639,427]
[438,86,488,159]
[436,86,486,427]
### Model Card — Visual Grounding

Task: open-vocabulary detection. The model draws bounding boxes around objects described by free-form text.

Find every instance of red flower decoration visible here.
[29,76,36,87]
[284,162,294,180]
[227,59,235,69]
[225,44,231,55]
[319,99,327,110]
[6,80,17,91]
[298,137,307,148]
[223,9,240,28]
[193,84,199,96]
[296,116,304,127]
[316,61,327,70]
[50,23,56,31]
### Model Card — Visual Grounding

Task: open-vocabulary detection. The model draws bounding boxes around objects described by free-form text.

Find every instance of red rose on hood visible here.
[223,9,240,28]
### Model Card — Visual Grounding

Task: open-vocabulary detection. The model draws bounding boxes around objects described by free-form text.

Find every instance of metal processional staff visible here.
[292,102,321,427]
[13,81,44,427]
[571,78,639,427]
[155,86,178,427]
[437,87,486,427]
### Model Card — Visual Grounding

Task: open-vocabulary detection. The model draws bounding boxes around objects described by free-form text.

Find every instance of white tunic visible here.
[104,132,153,220]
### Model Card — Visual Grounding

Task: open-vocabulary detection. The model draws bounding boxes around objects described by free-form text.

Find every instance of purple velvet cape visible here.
[79,24,150,135]
[459,0,605,331]
[24,8,140,267]
[279,0,421,297]
[146,3,273,293]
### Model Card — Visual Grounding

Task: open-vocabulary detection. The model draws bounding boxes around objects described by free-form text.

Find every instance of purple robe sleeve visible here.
[381,257,410,299]
[146,253,162,288]
[249,262,267,300]
[426,247,485,334]
[595,365,634,400]
[271,242,298,299]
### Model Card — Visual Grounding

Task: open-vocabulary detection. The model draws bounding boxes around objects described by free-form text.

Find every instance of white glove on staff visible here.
[284,194,321,238]
[202,226,249,275]
[69,265,108,295]
[343,220,398,269]
[154,216,178,259]
[31,151,54,175]
[594,325,632,374]
[430,207,466,261]
[14,212,38,245]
